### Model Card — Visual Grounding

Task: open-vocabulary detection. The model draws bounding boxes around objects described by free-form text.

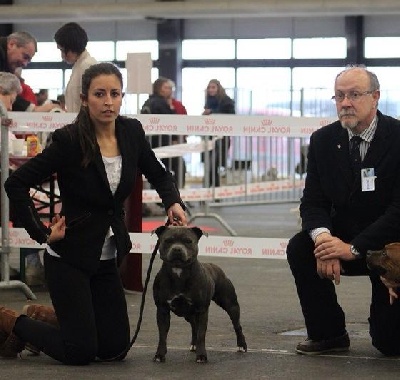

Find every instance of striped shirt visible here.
[347,115,377,161]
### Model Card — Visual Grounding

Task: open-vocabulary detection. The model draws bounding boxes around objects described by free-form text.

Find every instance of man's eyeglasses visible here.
[331,91,373,103]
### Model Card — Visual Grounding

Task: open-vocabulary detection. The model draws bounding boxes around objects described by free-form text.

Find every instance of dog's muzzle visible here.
[166,245,190,265]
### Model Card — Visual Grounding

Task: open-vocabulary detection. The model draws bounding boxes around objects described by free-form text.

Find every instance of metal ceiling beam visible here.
[1,1,400,23]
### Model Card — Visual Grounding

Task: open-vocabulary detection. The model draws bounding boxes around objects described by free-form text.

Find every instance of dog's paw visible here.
[153,354,166,363]
[196,354,208,363]
[237,336,247,352]
[189,344,196,352]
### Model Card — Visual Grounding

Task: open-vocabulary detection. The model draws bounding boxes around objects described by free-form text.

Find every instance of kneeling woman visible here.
[1,62,186,365]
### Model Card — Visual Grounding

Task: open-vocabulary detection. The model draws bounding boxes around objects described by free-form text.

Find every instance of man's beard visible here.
[339,111,358,130]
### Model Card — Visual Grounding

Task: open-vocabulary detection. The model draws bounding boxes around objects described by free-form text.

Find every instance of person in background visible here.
[54,22,97,113]
[141,76,175,116]
[202,79,235,187]
[141,77,185,215]
[141,77,184,168]
[14,70,58,112]
[0,72,21,114]
[12,68,52,286]
[1,62,187,363]
[0,32,36,94]
[0,31,59,113]
[167,79,187,115]
[35,89,49,106]
[56,94,66,111]
[0,72,22,281]
[287,65,400,356]
[165,79,187,189]
[14,67,36,105]
[5,65,59,285]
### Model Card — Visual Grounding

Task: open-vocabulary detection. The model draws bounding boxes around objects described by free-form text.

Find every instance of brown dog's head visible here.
[366,243,400,282]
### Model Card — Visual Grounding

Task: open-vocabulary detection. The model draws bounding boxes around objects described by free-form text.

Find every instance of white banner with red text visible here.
[143,178,305,202]
[8,112,335,138]
[4,228,288,259]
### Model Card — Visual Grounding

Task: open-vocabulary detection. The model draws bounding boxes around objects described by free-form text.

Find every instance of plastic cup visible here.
[11,139,25,156]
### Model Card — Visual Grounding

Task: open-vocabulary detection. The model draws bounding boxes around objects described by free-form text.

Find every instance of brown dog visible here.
[366,242,400,282]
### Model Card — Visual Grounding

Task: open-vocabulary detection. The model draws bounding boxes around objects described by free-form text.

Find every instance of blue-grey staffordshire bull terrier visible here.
[152,225,247,363]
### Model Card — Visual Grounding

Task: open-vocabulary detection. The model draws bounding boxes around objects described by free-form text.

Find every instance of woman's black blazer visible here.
[5,116,184,273]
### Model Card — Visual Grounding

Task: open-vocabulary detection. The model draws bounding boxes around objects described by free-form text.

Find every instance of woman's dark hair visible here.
[72,62,123,167]
[54,22,89,55]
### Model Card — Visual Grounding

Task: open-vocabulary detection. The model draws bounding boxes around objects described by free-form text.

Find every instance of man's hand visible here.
[316,257,342,285]
[313,232,348,285]
[314,234,355,262]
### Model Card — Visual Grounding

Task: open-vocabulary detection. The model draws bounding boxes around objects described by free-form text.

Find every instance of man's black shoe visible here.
[296,332,350,355]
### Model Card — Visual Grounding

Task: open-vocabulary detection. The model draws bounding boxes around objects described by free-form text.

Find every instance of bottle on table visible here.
[26,135,40,157]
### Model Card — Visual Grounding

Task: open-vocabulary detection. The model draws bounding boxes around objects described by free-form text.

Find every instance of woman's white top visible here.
[47,155,122,261]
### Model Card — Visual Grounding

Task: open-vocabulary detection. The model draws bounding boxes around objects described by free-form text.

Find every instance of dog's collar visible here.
[164,260,195,269]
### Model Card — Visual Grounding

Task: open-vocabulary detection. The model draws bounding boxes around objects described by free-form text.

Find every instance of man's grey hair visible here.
[0,72,22,95]
[336,64,380,91]
[7,31,37,52]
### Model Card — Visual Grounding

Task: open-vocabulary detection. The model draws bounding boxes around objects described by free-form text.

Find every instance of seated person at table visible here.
[0,72,25,279]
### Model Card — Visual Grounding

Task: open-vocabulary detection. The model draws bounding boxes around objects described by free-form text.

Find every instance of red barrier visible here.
[120,174,144,292]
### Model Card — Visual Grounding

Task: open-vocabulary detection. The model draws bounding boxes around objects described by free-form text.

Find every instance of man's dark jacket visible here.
[300,110,400,255]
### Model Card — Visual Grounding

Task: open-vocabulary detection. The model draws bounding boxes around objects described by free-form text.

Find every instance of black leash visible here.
[103,217,182,362]
[110,219,175,361]
[103,231,161,362]
[125,233,161,351]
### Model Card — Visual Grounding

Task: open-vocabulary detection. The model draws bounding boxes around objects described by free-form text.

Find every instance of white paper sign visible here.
[125,52,152,94]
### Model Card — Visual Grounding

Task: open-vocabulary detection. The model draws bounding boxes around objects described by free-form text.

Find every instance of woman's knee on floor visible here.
[96,337,130,362]
[63,341,97,365]
[97,348,128,362]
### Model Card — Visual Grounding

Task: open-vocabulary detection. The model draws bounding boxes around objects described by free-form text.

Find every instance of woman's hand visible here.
[47,214,66,244]
[167,203,187,226]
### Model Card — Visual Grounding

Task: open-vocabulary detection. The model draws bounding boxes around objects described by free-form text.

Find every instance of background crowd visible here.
[0,23,235,284]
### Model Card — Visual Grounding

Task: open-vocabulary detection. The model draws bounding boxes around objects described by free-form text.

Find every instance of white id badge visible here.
[361,168,376,192]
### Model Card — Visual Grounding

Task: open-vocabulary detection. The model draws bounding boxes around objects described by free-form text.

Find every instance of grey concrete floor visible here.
[1,203,399,379]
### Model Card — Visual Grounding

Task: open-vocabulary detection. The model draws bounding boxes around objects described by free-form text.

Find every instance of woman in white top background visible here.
[54,22,97,113]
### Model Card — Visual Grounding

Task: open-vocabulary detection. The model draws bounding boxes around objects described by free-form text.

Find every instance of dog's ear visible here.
[191,226,205,240]
[385,242,400,263]
[153,225,167,237]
